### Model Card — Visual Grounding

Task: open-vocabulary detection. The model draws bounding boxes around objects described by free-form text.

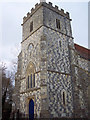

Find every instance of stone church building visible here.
[13,0,90,118]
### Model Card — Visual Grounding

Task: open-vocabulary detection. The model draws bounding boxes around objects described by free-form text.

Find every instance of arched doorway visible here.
[29,99,34,119]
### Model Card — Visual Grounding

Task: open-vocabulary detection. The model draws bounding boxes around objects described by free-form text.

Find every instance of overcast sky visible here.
[0,0,89,70]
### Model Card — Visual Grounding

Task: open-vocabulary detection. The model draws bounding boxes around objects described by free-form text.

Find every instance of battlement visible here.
[22,2,71,25]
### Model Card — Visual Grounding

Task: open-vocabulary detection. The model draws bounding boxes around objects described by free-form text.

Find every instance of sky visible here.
[0,0,89,70]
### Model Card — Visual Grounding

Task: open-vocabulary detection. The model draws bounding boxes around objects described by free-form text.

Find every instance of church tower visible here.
[15,0,74,118]
[14,0,88,118]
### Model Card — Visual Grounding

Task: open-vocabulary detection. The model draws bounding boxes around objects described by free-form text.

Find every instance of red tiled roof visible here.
[74,43,90,61]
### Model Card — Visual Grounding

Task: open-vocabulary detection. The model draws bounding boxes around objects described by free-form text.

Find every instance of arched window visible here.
[31,74,32,88]
[33,73,35,87]
[26,62,36,89]
[28,43,34,53]
[28,76,29,88]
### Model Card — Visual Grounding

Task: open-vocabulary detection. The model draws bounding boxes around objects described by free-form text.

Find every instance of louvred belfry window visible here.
[56,19,60,29]
[30,21,33,32]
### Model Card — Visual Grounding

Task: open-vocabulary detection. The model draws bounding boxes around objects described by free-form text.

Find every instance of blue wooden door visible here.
[29,99,34,120]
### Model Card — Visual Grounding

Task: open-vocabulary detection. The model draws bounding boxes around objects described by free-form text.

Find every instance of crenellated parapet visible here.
[22,2,71,24]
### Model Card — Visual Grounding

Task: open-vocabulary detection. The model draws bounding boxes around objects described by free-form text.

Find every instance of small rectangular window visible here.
[56,19,60,29]
[30,21,33,32]
[59,41,61,47]
[63,92,66,105]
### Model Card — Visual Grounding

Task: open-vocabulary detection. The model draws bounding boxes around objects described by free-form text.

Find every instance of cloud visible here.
[0,43,20,67]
